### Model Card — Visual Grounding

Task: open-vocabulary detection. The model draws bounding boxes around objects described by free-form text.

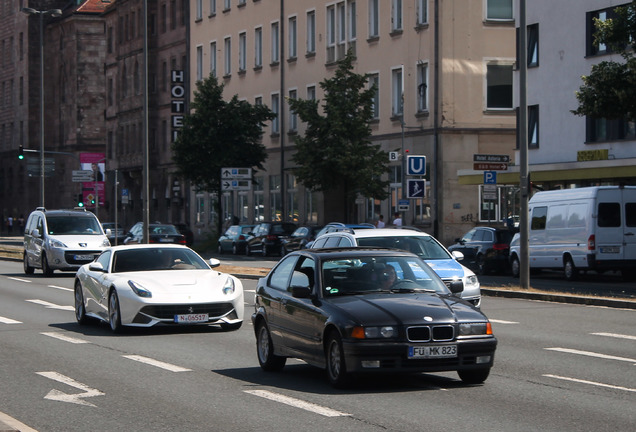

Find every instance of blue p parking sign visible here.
[484,171,497,184]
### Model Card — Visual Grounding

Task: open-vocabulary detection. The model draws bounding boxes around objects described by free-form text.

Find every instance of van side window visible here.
[531,206,547,230]
[568,204,587,228]
[598,203,620,227]
[547,205,566,229]
[627,203,636,227]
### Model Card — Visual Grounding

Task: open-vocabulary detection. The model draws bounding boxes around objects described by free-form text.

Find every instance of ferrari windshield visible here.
[112,248,210,272]
[321,255,449,297]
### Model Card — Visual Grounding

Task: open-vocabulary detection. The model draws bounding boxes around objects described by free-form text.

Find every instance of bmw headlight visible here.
[459,322,492,336]
[222,276,235,295]
[49,239,67,249]
[351,326,396,339]
[128,280,152,298]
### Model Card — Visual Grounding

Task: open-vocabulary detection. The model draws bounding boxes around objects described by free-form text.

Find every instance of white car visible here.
[74,244,244,333]
[310,228,481,307]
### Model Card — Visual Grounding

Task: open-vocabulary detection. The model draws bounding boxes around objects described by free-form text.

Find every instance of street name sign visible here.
[473,154,510,163]
[72,170,95,182]
[473,162,508,171]
[221,167,252,179]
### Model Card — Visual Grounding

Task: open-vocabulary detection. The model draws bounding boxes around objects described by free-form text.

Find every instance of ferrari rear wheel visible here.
[256,322,286,371]
[74,281,88,325]
[108,290,123,333]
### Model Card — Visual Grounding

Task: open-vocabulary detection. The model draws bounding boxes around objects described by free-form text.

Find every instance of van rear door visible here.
[595,189,625,262]
[622,189,636,262]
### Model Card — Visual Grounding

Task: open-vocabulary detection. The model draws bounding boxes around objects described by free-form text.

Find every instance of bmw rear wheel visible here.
[256,322,286,371]
[108,290,123,333]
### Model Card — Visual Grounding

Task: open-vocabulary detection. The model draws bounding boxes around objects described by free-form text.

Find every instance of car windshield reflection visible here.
[112,248,209,272]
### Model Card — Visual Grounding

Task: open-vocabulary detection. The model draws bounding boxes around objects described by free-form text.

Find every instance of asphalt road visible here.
[1,259,635,432]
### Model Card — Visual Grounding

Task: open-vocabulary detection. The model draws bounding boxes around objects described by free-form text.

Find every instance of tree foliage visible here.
[172,75,274,231]
[573,1,636,120]
[288,51,389,212]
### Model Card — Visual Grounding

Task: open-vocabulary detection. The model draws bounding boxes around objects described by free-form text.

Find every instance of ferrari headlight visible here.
[352,326,396,339]
[49,239,67,248]
[128,280,152,298]
[222,276,235,295]
[459,322,492,336]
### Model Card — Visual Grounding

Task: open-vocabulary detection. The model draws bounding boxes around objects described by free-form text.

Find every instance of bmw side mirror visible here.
[291,285,312,298]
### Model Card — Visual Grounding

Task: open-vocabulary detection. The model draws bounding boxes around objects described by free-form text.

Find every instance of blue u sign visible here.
[407,155,426,176]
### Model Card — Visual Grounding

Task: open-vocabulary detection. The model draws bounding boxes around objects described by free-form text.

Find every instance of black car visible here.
[174,223,194,247]
[123,222,186,245]
[280,225,323,255]
[252,248,497,388]
[102,222,127,245]
[245,222,297,256]
[447,227,513,275]
[218,224,255,254]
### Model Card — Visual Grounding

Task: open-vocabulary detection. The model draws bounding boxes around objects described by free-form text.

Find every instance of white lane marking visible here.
[122,354,192,372]
[245,389,350,417]
[0,410,39,432]
[36,371,105,407]
[591,332,636,341]
[26,299,74,311]
[49,285,73,292]
[41,332,89,344]
[7,276,32,283]
[0,316,22,324]
[489,319,519,324]
[545,347,636,364]
[544,374,636,393]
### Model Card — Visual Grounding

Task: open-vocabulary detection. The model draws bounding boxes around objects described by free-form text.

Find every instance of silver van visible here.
[23,208,110,276]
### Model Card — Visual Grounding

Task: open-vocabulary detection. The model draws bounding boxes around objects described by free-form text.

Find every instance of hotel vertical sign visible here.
[171,70,185,143]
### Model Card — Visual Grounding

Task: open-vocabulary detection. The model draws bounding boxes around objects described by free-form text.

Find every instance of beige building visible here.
[187,0,517,244]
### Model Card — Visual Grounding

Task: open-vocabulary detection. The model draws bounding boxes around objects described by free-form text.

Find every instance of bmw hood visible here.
[424,258,467,280]
[328,293,485,326]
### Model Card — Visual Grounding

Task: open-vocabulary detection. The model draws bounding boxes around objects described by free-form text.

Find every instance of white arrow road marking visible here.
[8,277,32,283]
[26,299,74,311]
[122,355,192,372]
[591,332,636,341]
[245,389,350,417]
[41,332,89,344]
[0,316,22,324]
[545,347,636,364]
[36,371,104,407]
[544,374,636,393]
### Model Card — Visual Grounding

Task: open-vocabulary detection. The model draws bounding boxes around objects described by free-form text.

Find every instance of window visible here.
[327,5,336,61]
[196,45,203,81]
[417,63,428,112]
[239,32,246,72]
[288,89,297,132]
[586,117,636,143]
[487,0,513,21]
[391,0,403,32]
[527,24,538,67]
[368,73,380,119]
[327,2,348,62]
[224,0,231,11]
[271,93,280,134]
[586,7,621,56]
[486,63,513,109]
[255,27,263,67]
[224,37,231,76]
[348,1,357,55]
[417,0,428,26]
[392,67,403,116]
[288,16,297,59]
[210,0,216,15]
[271,22,280,64]
[368,0,379,38]
[210,41,217,77]
[195,0,202,19]
[306,10,316,54]
[598,203,621,227]
[528,105,539,148]
[307,85,316,101]
[531,206,547,230]
[170,0,177,30]
[269,175,282,220]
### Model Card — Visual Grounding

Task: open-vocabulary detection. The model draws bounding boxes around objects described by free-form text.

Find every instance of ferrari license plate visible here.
[174,313,208,323]
[408,344,457,359]
[74,254,94,261]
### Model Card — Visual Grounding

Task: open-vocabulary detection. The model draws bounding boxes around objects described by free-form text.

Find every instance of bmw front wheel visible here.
[326,332,350,388]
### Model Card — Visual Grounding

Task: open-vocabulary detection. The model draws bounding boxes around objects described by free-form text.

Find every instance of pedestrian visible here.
[7,216,13,235]
[18,215,24,233]
[376,215,385,228]
[392,212,402,227]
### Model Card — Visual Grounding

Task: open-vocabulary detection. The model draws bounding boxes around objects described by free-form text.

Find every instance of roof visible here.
[340,228,432,239]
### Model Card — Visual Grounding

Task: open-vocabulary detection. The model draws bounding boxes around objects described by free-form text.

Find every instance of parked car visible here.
[252,248,497,388]
[23,207,110,276]
[123,222,186,245]
[102,222,127,245]
[447,227,513,275]
[310,228,482,307]
[74,244,243,333]
[174,223,195,247]
[280,225,323,255]
[218,224,255,255]
[245,222,297,256]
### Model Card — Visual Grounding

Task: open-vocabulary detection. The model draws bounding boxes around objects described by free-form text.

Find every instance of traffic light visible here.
[18,145,24,160]
[77,193,84,207]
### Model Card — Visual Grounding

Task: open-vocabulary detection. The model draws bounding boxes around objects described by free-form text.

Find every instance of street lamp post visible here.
[21,7,62,208]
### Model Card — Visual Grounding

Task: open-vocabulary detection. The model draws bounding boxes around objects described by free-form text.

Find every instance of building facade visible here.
[189,0,517,245]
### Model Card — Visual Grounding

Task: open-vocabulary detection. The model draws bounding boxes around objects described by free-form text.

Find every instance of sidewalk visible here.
[1,237,634,309]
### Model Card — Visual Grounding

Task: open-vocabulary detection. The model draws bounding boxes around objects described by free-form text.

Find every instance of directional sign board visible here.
[407,155,426,176]
[221,167,252,179]
[72,170,95,182]
[473,162,508,171]
[221,179,252,191]
[473,154,510,163]
[398,199,410,211]
[407,179,426,198]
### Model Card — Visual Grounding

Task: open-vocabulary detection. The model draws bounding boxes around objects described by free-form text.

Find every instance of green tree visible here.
[172,75,274,233]
[288,51,389,222]
[573,1,636,121]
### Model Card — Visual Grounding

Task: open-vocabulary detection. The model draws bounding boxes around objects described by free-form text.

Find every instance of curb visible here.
[480,288,636,310]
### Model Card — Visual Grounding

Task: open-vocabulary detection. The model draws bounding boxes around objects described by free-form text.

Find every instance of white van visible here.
[509,186,636,280]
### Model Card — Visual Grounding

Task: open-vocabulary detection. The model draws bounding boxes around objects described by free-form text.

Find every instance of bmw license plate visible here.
[408,344,457,359]
[174,313,208,323]
[74,254,94,261]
